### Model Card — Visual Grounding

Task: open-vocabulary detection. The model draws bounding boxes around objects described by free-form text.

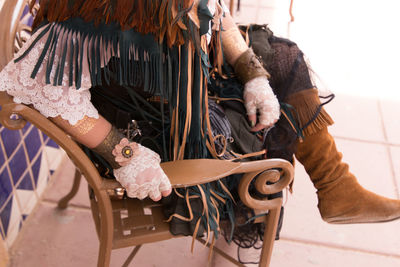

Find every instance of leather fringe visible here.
[15,20,169,92]
[16,18,216,161]
[286,88,334,137]
[32,0,195,47]
[26,0,231,245]
[166,181,235,252]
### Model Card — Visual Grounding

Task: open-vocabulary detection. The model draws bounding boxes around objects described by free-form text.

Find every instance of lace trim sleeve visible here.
[0,26,99,125]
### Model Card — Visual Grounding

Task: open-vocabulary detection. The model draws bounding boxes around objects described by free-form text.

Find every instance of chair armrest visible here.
[162,158,293,189]
[0,92,294,211]
[163,157,294,210]
[100,153,245,190]
[161,159,242,187]
[163,158,293,220]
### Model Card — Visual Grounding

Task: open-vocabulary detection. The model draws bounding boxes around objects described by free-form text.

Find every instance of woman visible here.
[1,0,399,252]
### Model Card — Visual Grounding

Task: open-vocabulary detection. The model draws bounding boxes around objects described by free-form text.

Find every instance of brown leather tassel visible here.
[112,1,134,29]
[177,46,194,160]
[79,0,107,25]
[32,0,197,47]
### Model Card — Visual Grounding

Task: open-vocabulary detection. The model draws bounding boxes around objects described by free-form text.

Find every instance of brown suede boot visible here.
[295,128,400,224]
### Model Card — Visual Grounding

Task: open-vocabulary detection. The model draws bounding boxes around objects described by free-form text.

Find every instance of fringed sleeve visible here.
[0,25,99,125]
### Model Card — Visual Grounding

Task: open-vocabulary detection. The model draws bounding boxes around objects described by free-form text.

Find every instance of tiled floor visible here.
[7,0,400,266]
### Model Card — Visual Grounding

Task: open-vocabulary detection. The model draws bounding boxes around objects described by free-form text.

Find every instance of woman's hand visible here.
[113,143,172,201]
[244,76,280,132]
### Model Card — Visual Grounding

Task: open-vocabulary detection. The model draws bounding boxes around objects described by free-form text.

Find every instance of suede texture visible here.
[296,128,400,224]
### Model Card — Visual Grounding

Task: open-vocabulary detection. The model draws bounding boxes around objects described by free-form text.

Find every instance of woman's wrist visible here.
[234,48,270,84]
[92,126,127,169]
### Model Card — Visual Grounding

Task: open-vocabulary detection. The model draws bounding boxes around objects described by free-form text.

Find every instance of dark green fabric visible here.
[224,108,264,157]
[239,24,275,68]
[23,18,309,247]
[17,17,214,161]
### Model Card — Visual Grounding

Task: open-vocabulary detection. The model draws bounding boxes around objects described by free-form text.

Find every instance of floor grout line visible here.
[279,237,400,259]
[377,99,400,199]
[41,199,91,211]
[333,135,400,147]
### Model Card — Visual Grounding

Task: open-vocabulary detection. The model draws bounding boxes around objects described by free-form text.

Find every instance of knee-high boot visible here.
[286,89,400,223]
[295,127,400,223]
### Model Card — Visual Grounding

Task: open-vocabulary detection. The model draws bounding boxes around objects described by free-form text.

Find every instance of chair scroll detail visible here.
[0,0,295,265]
[0,91,294,267]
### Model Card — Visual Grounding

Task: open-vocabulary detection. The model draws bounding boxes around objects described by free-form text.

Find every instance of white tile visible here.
[324,95,385,143]
[270,240,400,267]
[380,99,400,145]
[335,139,397,198]
[15,189,38,216]
[282,140,400,256]
[42,158,90,208]
[5,197,22,248]
[35,152,50,198]
[43,146,65,172]
[0,223,5,240]
[390,147,400,198]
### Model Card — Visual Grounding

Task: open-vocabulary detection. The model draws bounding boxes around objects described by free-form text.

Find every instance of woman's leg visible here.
[264,36,400,224]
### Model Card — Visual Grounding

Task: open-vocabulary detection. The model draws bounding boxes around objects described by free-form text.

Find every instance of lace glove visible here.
[244,76,280,131]
[92,128,172,202]
[112,140,172,201]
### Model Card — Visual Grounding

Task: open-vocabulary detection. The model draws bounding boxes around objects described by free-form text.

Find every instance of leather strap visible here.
[234,48,270,84]
[92,126,126,169]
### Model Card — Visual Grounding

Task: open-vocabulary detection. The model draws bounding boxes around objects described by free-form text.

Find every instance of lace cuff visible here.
[113,143,171,201]
[0,26,99,125]
[244,76,280,126]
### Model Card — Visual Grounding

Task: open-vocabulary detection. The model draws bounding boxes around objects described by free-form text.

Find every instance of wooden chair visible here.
[0,1,294,266]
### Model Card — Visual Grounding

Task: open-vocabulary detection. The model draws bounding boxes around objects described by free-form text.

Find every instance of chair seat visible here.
[111,197,174,249]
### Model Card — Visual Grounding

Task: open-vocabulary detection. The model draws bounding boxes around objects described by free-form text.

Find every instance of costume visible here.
[0,0,282,247]
[1,0,400,262]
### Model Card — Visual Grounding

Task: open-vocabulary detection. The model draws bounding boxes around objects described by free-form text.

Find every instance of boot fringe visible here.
[286,89,334,137]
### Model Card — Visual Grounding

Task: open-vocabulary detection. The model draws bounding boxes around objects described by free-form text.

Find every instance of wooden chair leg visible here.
[259,205,282,267]
[96,229,113,267]
[0,237,8,267]
[57,168,82,209]
[121,245,142,267]
[88,186,101,238]
[96,193,114,267]
[197,238,246,267]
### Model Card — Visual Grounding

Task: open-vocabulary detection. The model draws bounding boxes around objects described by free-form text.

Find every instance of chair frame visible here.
[0,1,294,266]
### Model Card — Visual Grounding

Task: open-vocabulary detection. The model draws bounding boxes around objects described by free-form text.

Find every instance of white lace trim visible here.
[0,25,99,125]
[113,144,171,200]
[244,76,281,126]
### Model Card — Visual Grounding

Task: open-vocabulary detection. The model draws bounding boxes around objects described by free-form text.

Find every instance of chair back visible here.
[0,2,295,266]
[0,0,38,70]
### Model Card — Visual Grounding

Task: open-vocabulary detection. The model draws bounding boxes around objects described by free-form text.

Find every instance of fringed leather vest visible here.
[21,0,228,161]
